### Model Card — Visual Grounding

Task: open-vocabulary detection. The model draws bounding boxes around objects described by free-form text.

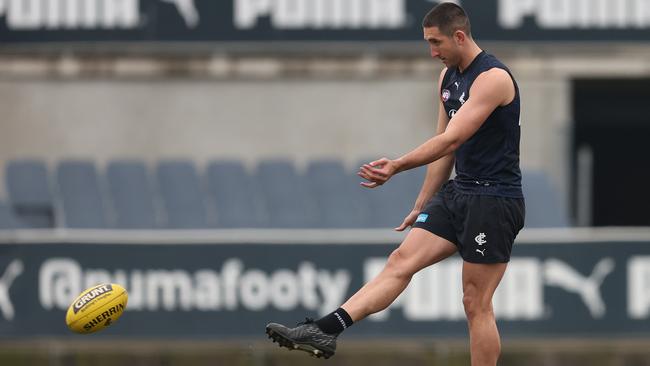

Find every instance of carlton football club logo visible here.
[442,89,451,102]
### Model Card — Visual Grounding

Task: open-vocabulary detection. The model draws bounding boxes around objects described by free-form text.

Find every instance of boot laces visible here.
[297,317,315,326]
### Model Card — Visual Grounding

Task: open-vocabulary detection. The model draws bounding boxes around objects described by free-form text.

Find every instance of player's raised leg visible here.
[462,261,508,366]
[265,228,457,358]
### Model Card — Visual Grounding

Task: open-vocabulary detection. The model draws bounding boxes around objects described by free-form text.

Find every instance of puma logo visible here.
[0,260,23,321]
[161,0,199,28]
[544,258,615,318]
[476,248,486,256]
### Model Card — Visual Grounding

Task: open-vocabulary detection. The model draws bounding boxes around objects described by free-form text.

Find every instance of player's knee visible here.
[385,249,415,280]
[462,285,492,320]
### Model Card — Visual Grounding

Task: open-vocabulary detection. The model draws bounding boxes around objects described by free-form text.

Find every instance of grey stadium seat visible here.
[107,160,158,229]
[57,161,110,228]
[156,161,209,228]
[306,159,371,228]
[6,160,55,228]
[206,160,268,228]
[256,159,319,228]
[522,170,569,228]
[0,202,19,229]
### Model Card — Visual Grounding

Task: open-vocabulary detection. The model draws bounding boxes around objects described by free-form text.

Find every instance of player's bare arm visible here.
[359,67,514,187]
[395,68,455,231]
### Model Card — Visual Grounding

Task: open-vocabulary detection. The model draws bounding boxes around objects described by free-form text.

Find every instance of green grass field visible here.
[2,339,649,366]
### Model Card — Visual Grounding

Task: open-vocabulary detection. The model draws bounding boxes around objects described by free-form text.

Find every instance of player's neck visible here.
[458,43,483,73]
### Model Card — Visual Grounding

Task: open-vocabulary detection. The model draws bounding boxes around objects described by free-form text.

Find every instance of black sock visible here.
[315,308,354,334]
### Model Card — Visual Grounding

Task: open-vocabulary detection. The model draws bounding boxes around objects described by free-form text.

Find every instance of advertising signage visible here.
[1,240,650,339]
[0,0,649,44]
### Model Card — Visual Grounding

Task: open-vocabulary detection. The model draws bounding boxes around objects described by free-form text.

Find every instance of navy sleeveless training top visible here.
[441,51,523,198]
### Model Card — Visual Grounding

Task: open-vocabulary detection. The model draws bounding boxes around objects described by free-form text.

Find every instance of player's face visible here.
[423,26,460,67]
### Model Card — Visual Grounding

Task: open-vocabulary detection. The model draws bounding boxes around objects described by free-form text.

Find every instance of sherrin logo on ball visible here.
[65,283,128,334]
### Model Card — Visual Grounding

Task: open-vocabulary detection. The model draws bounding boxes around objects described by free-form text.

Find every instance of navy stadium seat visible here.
[0,202,19,229]
[522,170,569,228]
[306,159,371,228]
[156,161,209,228]
[107,161,158,229]
[206,160,268,228]
[5,160,55,228]
[257,160,319,228]
[355,159,426,228]
[57,161,110,228]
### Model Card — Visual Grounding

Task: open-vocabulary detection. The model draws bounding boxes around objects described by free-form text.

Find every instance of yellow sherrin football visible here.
[65,283,128,334]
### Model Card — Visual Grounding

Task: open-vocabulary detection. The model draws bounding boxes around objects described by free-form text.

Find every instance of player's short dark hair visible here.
[422,3,471,37]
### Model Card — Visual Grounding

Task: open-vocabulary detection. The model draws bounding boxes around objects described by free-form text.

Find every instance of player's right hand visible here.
[358,158,398,188]
[395,209,420,231]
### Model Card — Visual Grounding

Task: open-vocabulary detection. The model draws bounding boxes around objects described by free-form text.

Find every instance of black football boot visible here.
[265,318,338,359]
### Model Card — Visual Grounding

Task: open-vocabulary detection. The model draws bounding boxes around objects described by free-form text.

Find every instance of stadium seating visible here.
[57,161,110,228]
[107,161,158,229]
[256,159,320,228]
[5,160,55,228]
[1,159,570,230]
[306,159,372,228]
[206,160,268,228]
[156,160,209,229]
[0,202,18,229]
[522,170,570,228]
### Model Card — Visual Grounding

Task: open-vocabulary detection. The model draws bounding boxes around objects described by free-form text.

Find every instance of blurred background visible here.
[1,0,650,365]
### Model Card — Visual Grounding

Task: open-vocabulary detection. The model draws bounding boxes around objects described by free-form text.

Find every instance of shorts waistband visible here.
[451,179,523,198]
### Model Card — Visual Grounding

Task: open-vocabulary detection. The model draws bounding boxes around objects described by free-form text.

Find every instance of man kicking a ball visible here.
[266,3,525,365]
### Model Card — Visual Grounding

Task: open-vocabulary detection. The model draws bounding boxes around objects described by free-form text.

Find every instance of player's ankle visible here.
[315,308,354,334]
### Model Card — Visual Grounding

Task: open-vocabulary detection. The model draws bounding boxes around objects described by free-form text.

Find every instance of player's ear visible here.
[453,30,465,45]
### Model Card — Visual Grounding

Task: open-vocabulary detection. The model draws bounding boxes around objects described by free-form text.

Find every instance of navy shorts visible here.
[412,181,525,263]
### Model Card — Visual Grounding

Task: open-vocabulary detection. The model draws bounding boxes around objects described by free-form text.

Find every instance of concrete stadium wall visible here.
[0,77,435,170]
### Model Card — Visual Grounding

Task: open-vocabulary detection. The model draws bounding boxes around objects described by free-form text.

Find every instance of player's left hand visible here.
[357,158,398,188]
[395,209,420,231]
